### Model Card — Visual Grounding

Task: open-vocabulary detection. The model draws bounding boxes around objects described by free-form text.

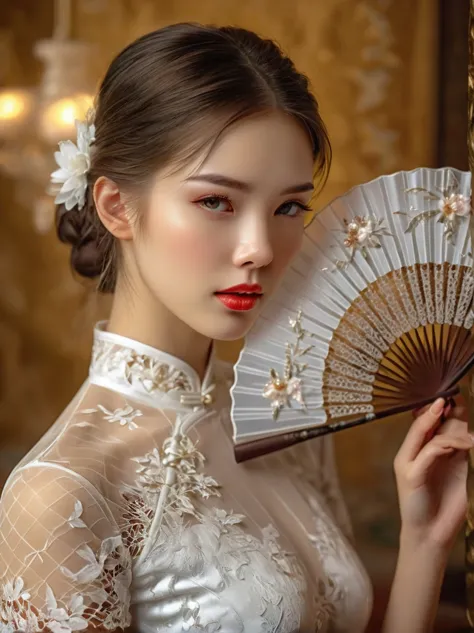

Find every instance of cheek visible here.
[273,224,304,272]
[142,202,224,273]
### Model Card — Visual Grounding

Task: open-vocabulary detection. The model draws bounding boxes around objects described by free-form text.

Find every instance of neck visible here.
[107,279,212,381]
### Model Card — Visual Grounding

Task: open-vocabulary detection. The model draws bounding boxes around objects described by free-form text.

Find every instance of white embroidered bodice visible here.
[0,324,372,633]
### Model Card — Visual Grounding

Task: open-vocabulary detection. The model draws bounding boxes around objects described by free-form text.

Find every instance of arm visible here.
[0,465,132,632]
[382,398,471,633]
[382,537,448,633]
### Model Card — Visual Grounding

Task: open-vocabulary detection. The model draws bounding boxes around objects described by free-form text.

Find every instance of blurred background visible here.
[0,0,470,630]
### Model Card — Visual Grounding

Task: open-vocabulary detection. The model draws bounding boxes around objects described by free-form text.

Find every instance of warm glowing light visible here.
[0,90,33,137]
[39,93,94,144]
[0,93,25,120]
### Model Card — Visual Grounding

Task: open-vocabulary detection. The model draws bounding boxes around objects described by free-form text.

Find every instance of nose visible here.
[232,221,274,269]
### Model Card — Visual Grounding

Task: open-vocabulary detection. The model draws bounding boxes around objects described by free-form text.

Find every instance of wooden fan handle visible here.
[234,386,460,463]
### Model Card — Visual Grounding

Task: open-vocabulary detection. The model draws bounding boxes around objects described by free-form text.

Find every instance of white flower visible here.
[45,586,88,633]
[97,404,142,430]
[263,371,304,419]
[2,577,30,602]
[439,193,471,217]
[50,119,95,211]
[343,216,388,249]
[60,536,122,584]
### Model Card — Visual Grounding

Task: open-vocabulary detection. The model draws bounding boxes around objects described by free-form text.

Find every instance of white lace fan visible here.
[231,167,474,462]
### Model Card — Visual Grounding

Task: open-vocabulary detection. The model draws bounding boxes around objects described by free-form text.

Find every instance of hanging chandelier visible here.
[0,0,94,232]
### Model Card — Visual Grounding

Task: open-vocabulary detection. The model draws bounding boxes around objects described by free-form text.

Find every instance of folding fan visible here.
[231,167,474,462]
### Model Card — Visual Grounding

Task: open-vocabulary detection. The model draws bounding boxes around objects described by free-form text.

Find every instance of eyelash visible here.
[195,194,311,217]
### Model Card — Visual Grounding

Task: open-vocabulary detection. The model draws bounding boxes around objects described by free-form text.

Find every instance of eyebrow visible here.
[185,174,314,195]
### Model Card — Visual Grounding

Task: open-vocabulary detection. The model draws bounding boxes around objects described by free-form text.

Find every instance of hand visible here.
[393,397,472,553]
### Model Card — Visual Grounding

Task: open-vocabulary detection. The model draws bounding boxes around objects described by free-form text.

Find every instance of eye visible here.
[276,200,311,217]
[197,195,233,213]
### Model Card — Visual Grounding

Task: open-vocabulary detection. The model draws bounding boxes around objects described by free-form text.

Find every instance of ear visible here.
[93,176,133,240]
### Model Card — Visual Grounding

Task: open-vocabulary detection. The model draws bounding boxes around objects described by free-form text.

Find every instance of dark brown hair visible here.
[56,23,331,293]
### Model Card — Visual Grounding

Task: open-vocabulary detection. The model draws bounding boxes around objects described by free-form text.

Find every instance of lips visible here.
[214,283,263,312]
[216,283,263,295]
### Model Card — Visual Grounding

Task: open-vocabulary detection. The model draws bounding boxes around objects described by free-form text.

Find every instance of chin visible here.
[196,311,260,342]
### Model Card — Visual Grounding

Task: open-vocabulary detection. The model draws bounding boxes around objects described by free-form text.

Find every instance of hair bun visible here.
[71,239,104,279]
[56,200,104,281]
[56,205,83,247]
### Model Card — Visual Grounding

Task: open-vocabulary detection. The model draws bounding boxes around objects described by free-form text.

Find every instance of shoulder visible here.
[1,463,118,541]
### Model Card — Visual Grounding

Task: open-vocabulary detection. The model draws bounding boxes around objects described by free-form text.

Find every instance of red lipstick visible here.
[215,283,263,312]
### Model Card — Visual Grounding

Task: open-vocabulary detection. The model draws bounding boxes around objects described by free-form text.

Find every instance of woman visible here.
[0,23,470,633]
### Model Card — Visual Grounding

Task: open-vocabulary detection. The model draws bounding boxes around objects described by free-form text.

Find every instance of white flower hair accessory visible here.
[50,118,96,211]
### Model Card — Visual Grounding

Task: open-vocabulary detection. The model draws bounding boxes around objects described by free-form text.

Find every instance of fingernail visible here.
[430,398,445,416]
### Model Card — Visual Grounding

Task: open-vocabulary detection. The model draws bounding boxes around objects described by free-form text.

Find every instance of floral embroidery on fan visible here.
[91,338,193,395]
[263,310,314,420]
[329,216,392,271]
[394,171,471,244]
[80,404,143,430]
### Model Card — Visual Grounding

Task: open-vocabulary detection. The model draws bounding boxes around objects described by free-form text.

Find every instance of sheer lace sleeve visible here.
[0,465,132,633]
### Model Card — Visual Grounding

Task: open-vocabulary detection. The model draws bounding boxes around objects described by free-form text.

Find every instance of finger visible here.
[407,435,472,487]
[397,398,445,465]
[413,396,461,420]
[437,414,467,437]
[413,403,430,419]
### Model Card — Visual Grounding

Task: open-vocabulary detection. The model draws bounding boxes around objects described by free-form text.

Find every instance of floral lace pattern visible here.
[119,431,309,632]
[91,337,194,396]
[81,404,143,430]
[1,498,132,632]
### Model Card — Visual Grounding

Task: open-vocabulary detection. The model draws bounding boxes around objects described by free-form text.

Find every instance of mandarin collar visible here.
[89,322,216,410]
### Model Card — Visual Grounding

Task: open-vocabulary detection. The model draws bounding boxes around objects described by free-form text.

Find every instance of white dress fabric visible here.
[0,323,372,633]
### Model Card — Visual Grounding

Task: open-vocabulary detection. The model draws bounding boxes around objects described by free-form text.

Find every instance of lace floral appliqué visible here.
[81,404,143,430]
[120,431,307,632]
[1,500,132,633]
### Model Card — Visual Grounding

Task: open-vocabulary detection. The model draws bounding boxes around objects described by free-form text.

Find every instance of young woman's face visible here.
[131,111,315,341]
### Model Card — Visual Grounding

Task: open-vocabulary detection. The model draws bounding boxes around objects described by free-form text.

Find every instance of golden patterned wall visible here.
[0,0,440,560]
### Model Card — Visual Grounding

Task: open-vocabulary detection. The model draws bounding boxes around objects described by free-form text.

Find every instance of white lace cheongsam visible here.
[0,324,372,633]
